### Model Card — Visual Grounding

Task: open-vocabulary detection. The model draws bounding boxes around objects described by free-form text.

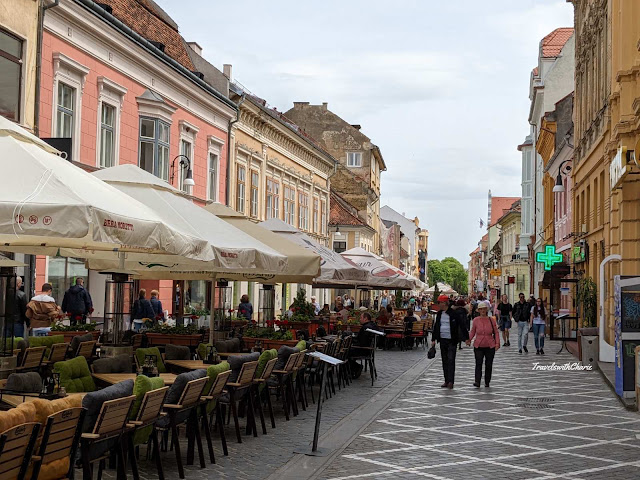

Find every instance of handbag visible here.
[427,345,436,359]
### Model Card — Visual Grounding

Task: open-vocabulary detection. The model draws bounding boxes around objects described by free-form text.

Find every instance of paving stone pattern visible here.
[319,341,640,480]
[103,347,429,480]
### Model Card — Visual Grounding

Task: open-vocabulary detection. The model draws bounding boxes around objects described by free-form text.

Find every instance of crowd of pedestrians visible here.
[430,292,548,389]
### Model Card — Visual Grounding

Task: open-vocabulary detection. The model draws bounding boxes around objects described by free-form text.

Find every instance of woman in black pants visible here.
[466,301,500,387]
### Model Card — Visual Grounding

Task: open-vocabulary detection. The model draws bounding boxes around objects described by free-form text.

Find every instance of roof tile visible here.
[541,28,574,58]
[490,197,520,226]
[329,193,366,227]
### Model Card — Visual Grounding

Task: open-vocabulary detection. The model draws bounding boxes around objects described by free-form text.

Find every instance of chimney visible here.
[293,102,309,109]
[187,41,202,56]
[351,124,361,130]
[322,102,328,110]
[223,64,232,81]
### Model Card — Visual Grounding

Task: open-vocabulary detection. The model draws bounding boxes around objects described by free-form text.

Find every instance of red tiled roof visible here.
[98,0,195,70]
[400,248,409,259]
[329,193,366,226]
[490,197,520,226]
[541,28,574,58]
[470,247,480,256]
[532,67,539,76]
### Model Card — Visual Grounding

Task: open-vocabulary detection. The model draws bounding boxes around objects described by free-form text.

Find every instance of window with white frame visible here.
[313,197,319,233]
[284,185,295,226]
[179,139,192,192]
[99,103,115,168]
[208,153,218,201]
[139,117,170,180]
[96,76,126,168]
[250,170,259,218]
[52,52,89,162]
[0,28,23,123]
[266,178,279,220]
[236,165,246,213]
[321,199,327,235]
[298,191,309,231]
[347,152,362,167]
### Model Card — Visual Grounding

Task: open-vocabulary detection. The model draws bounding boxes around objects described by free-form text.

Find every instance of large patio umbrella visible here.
[259,218,369,286]
[0,116,211,261]
[340,247,416,290]
[86,165,287,276]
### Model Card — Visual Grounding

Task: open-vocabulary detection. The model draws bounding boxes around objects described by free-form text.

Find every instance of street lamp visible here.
[170,154,195,187]
[552,159,572,193]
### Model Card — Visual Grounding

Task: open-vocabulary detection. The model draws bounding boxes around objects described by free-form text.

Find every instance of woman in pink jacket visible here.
[466,301,500,387]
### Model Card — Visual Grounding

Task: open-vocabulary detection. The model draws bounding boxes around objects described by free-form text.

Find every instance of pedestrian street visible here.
[320,341,640,480]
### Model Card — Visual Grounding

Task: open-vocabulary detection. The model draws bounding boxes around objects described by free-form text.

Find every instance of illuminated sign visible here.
[536,245,563,271]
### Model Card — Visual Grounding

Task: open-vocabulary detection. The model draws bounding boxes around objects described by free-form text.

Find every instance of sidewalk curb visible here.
[266,352,437,480]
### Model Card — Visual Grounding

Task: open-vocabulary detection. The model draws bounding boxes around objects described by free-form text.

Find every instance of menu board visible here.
[621,289,640,332]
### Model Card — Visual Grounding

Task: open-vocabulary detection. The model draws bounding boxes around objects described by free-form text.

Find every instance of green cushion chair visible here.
[4,337,23,352]
[134,347,166,373]
[295,340,307,351]
[27,335,65,357]
[204,362,230,414]
[197,343,215,361]
[53,356,96,393]
[130,374,165,445]
[256,349,277,393]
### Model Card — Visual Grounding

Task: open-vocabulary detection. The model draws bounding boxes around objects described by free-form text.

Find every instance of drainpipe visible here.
[599,254,621,363]
[225,94,244,206]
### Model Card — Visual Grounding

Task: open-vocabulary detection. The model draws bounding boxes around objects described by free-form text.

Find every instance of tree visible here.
[428,257,468,295]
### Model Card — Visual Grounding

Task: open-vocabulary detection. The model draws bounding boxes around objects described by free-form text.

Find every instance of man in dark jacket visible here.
[62,278,93,325]
[513,292,530,354]
[349,312,380,378]
[431,294,469,389]
[14,276,28,337]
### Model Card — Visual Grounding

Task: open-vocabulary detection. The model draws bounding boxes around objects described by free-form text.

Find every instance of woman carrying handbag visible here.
[466,301,500,387]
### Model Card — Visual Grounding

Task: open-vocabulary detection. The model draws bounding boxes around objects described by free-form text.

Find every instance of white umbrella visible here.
[0,116,211,261]
[340,247,416,290]
[86,165,287,276]
[259,218,368,286]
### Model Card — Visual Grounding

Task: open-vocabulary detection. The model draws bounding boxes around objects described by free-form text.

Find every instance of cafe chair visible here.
[17,346,47,373]
[48,343,70,364]
[201,368,232,461]
[252,357,278,433]
[221,360,259,443]
[0,422,40,480]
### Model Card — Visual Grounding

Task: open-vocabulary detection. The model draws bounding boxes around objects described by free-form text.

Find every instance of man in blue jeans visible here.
[512,292,530,354]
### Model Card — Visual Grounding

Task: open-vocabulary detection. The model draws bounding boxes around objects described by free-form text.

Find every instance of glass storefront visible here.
[48,257,88,303]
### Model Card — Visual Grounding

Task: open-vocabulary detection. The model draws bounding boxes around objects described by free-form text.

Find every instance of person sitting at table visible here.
[403,308,418,349]
[377,307,390,325]
[318,304,331,316]
[333,296,343,312]
[348,312,380,378]
[338,306,350,322]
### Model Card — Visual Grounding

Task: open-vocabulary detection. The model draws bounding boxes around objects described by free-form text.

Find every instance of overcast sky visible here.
[156,0,573,266]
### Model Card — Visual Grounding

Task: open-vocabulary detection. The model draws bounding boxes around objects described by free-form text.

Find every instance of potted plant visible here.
[49,320,101,342]
[145,323,204,347]
[242,324,297,349]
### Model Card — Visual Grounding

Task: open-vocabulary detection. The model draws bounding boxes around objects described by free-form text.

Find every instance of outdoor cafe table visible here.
[92,373,177,386]
[0,392,86,409]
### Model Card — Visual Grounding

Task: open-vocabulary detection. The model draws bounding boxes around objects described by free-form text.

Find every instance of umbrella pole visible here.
[209,274,216,345]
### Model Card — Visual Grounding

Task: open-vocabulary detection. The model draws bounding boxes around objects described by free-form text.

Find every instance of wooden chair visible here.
[200,370,232,462]
[17,346,47,372]
[252,357,277,434]
[292,350,308,411]
[80,395,136,480]
[75,341,97,362]
[269,353,301,420]
[162,377,208,479]
[409,321,427,349]
[31,407,85,480]
[0,422,40,480]
[350,333,379,386]
[48,343,69,364]
[223,360,259,443]
[127,386,168,480]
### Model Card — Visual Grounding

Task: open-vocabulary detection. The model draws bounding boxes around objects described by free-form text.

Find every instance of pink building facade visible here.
[36,0,236,318]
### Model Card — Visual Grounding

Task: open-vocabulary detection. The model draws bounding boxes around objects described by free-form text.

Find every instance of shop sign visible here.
[536,245,563,271]
[489,269,502,277]
[610,146,632,190]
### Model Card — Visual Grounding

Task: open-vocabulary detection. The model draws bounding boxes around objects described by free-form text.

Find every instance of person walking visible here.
[512,292,530,353]
[26,283,61,337]
[149,290,164,322]
[14,276,28,338]
[466,301,500,387]
[452,299,469,350]
[62,278,93,326]
[431,294,469,389]
[530,297,547,355]
[132,289,155,332]
[497,294,513,347]
[238,294,253,321]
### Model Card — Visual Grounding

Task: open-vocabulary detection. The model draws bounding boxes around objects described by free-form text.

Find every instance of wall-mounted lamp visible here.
[170,154,195,187]
[552,159,572,193]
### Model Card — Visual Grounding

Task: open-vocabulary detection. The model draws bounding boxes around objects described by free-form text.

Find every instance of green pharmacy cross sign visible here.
[536,245,563,271]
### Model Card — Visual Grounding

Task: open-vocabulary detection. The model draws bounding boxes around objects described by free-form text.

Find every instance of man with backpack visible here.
[62,278,93,326]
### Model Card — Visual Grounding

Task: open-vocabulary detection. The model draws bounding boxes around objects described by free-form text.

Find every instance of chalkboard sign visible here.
[622,340,640,391]
[621,290,640,332]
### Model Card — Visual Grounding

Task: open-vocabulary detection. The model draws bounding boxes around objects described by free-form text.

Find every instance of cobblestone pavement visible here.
[318,340,640,480]
[104,346,430,480]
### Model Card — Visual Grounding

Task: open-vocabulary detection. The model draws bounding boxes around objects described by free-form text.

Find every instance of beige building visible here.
[496,200,530,303]
[329,191,376,253]
[1,0,40,131]
[284,102,386,254]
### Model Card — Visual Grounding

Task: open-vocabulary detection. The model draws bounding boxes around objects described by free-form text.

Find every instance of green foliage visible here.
[184,305,210,316]
[291,289,315,320]
[395,290,403,309]
[243,326,293,340]
[145,323,201,335]
[577,277,597,328]
[428,257,468,295]
[50,321,97,332]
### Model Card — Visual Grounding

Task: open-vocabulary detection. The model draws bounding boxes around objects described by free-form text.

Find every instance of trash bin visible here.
[581,335,598,370]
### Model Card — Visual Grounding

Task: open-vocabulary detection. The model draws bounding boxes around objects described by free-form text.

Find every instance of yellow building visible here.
[569,0,640,344]
[1,0,40,131]
[496,201,530,304]
[227,87,336,312]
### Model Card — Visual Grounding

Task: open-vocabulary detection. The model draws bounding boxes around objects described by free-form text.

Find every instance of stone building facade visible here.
[284,102,386,254]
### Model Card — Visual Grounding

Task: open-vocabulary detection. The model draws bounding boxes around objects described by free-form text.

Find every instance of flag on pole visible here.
[479,218,485,228]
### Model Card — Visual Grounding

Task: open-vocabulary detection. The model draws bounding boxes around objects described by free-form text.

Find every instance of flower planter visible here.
[242,337,298,350]
[49,330,100,343]
[145,333,203,348]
